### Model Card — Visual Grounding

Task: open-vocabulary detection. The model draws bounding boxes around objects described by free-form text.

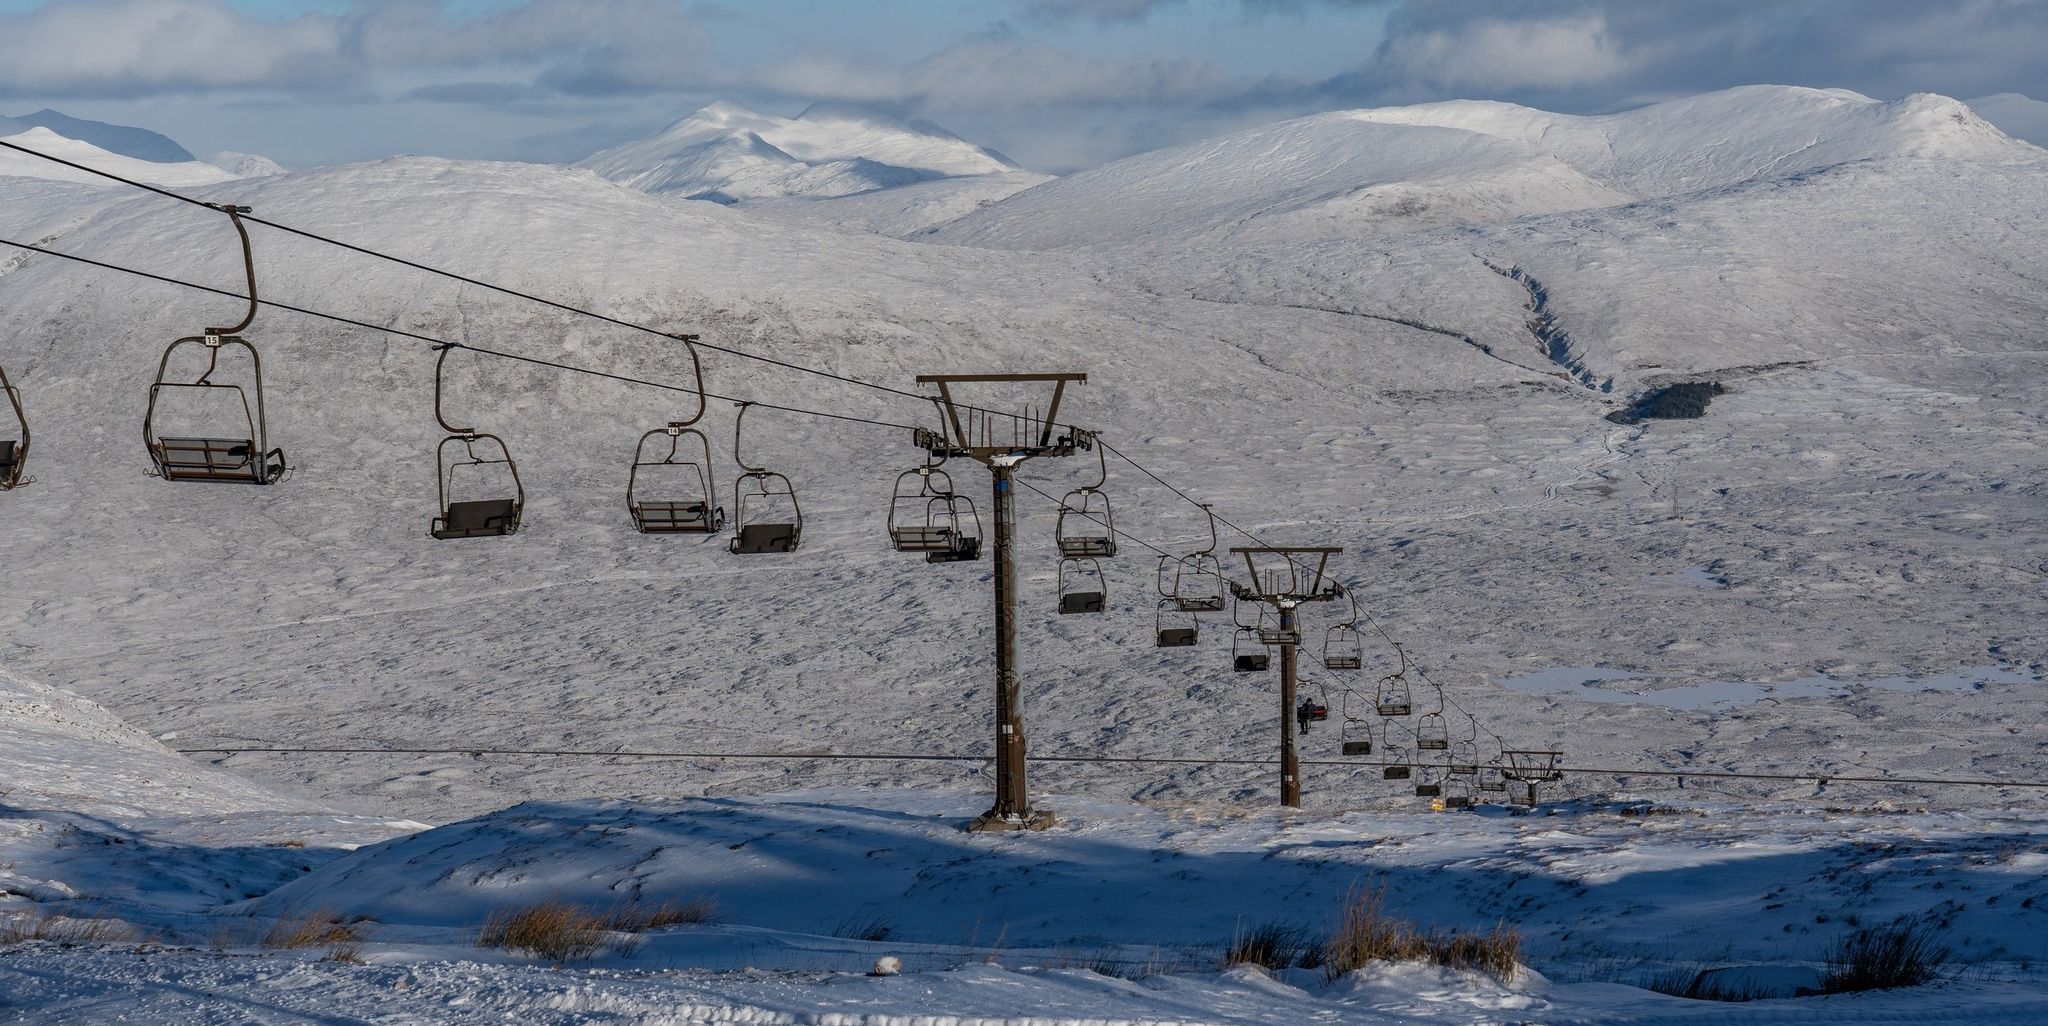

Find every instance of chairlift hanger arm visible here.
[665,332,710,429]
[732,400,765,474]
[432,344,475,435]
[205,204,259,338]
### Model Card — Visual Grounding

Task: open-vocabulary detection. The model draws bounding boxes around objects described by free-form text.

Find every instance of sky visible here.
[0,0,2044,172]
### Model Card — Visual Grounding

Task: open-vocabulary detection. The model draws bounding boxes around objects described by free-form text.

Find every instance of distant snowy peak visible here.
[208,151,286,178]
[0,127,239,188]
[575,100,1019,202]
[9,108,196,163]
[926,85,2042,250]
[1968,93,2048,148]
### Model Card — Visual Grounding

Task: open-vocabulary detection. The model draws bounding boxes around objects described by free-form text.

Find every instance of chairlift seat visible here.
[1059,536,1117,559]
[1300,704,1329,722]
[1418,737,1449,751]
[1059,591,1105,615]
[1478,777,1507,792]
[1342,740,1373,756]
[1444,795,1472,809]
[1415,783,1441,797]
[892,525,958,551]
[1324,654,1363,670]
[927,537,981,563]
[1175,594,1226,613]
[0,440,15,475]
[632,501,724,533]
[1376,702,1411,717]
[1449,761,1478,775]
[1383,765,1411,780]
[1156,627,1197,647]
[1257,628,1300,646]
[1234,653,1270,672]
[732,522,799,554]
[156,436,285,484]
[433,498,520,539]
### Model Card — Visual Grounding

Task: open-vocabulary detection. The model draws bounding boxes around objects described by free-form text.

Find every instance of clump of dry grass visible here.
[1821,920,1950,993]
[1320,884,1520,982]
[1225,921,1317,970]
[479,896,718,963]
[0,911,143,946]
[263,908,362,950]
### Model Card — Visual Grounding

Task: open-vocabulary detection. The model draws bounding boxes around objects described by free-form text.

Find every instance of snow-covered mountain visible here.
[1970,92,2048,146]
[206,150,286,178]
[926,86,2037,250]
[0,127,239,188]
[7,108,197,163]
[574,100,1021,202]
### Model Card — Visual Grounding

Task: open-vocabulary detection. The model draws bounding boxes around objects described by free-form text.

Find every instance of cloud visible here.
[756,40,1245,111]
[0,0,713,100]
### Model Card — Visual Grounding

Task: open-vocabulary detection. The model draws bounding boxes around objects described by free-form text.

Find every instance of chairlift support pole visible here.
[916,372,1088,833]
[1228,545,1344,809]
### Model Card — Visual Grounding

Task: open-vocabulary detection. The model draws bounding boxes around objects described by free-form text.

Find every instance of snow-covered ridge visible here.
[0,127,239,189]
[925,85,2042,250]
[575,99,1020,202]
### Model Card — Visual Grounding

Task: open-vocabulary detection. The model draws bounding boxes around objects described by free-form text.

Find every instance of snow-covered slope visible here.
[0,127,238,188]
[927,86,2036,250]
[1970,92,2048,147]
[575,100,1019,202]
[747,169,1054,236]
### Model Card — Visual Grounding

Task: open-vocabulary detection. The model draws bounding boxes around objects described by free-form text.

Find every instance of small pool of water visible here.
[1499,665,2037,711]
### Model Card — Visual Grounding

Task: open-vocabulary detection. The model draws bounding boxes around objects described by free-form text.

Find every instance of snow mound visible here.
[576,100,1019,202]
[0,663,293,818]
[927,85,2038,250]
[748,169,1054,236]
[0,127,238,188]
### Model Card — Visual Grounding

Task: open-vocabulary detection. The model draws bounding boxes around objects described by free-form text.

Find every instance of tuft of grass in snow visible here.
[1225,921,1317,971]
[1320,884,1521,983]
[1821,919,1951,993]
[479,897,718,963]
[0,911,144,946]
[828,912,894,943]
[1639,964,1778,1002]
[264,908,363,950]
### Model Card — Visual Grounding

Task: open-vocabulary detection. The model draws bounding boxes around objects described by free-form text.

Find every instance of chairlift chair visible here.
[1165,504,1226,611]
[1296,690,1329,732]
[1058,557,1106,614]
[889,460,982,563]
[629,424,726,533]
[1375,645,1413,717]
[1449,718,1480,775]
[728,402,803,554]
[1477,761,1508,793]
[626,334,724,534]
[1155,600,1198,647]
[1054,433,1117,558]
[1382,731,1412,780]
[1415,764,1442,799]
[1339,692,1373,756]
[1415,690,1450,751]
[1443,777,1475,810]
[429,345,523,540]
[142,204,287,486]
[1323,588,1364,669]
[1231,626,1269,672]
[0,363,27,490]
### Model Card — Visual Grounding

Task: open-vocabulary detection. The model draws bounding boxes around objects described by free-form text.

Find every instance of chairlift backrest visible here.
[1155,600,1198,647]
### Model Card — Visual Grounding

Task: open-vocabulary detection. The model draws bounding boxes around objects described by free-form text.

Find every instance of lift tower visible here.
[1229,546,1345,808]
[917,373,1088,832]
